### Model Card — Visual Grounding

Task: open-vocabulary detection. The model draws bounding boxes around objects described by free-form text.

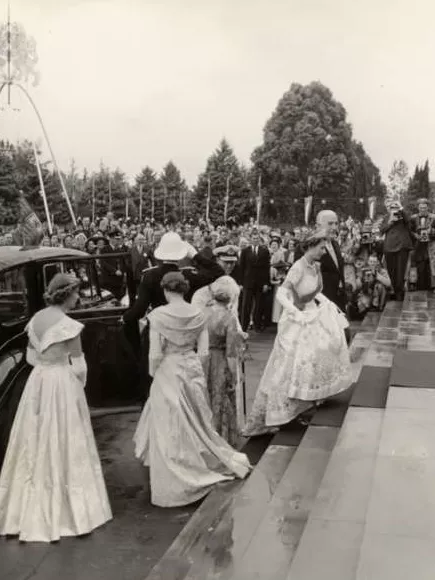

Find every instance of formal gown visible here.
[205,304,244,447]
[243,257,352,436]
[133,302,251,507]
[0,313,112,542]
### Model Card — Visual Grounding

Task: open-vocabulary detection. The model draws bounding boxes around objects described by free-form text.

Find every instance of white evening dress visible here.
[243,257,352,436]
[133,302,251,507]
[0,311,112,542]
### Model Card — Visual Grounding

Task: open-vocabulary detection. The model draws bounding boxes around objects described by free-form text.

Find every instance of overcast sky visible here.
[1,0,435,185]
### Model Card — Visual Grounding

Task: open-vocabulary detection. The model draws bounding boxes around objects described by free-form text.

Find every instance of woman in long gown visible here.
[0,274,112,542]
[192,274,248,438]
[202,278,247,447]
[243,231,352,436]
[133,272,251,507]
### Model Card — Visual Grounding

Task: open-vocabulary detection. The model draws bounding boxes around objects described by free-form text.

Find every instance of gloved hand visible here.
[70,354,88,387]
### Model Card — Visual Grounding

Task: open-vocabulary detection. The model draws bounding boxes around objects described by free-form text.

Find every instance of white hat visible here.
[154,232,188,261]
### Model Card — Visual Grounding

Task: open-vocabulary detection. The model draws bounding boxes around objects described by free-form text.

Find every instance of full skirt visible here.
[134,352,251,507]
[0,365,112,542]
[243,298,352,436]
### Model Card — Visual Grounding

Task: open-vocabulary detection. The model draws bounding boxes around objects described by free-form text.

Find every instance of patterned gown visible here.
[205,304,244,447]
[243,257,352,436]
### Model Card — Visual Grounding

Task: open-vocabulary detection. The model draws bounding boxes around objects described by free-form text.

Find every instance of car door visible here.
[40,254,141,408]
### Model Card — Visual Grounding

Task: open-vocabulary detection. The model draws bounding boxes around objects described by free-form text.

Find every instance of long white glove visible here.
[70,354,88,387]
[276,286,303,321]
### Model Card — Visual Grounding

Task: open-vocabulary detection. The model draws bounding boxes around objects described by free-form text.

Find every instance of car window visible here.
[43,258,130,311]
[0,267,29,323]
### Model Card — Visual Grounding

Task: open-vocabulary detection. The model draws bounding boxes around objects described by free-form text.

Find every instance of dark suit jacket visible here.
[123,254,224,323]
[295,239,346,312]
[239,245,270,289]
[380,211,414,253]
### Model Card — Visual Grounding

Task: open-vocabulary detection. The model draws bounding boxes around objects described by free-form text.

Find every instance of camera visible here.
[361,231,372,244]
[419,229,430,243]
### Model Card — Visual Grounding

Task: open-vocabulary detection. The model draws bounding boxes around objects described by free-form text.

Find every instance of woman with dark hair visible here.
[133,271,250,507]
[0,274,112,542]
[243,230,352,436]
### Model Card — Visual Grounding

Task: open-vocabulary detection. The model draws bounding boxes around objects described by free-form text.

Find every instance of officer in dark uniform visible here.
[122,232,224,401]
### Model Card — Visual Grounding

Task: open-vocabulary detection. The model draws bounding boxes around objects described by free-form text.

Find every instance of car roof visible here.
[0,246,89,272]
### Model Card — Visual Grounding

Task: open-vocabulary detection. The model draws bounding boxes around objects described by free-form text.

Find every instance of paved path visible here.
[0,330,275,580]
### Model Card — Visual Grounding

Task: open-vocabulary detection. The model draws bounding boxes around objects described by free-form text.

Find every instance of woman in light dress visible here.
[134,272,251,507]
[0,274,112,542]
[243,231,352,436]
[192,275,248,442]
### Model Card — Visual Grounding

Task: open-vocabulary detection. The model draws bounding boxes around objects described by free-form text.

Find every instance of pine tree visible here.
[132,166,158,221]
[191,139,252,224]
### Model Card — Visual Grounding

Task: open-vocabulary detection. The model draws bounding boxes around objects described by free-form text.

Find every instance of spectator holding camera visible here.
[409,198,435,290]
[380,199,414,301]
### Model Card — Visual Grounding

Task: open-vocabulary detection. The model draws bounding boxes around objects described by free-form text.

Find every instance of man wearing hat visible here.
[410,198,435,290]
[122,232,224,400]
[191,245,240,315]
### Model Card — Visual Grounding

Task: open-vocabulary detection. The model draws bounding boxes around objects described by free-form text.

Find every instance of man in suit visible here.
[294,210,346,313]
[380,199,414,300]
[409,198,434,291]
[239,230,271,331]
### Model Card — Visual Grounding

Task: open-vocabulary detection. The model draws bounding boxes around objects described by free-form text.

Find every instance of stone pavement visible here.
[0,328,273,580]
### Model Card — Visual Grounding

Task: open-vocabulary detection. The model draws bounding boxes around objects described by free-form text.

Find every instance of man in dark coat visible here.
[122,232,224,401]
[239,230,271,331]
[380,199,414,301]
[295,210,347,313]
[409,198,434,291]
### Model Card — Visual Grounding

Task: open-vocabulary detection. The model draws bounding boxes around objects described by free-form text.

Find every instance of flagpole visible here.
[108,177,112,213]
[139,184,143,222]
[125,183,129,219]
[256,174,262,225]
[33,142,52,234]
[151,186,155,221]
[163,184,167,222]
[206,175,211,223]
[224,174,231,224]
[92,176,96,224]
[6,1,11,105]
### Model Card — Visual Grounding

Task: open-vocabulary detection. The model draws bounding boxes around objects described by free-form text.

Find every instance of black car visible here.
[0,246,142,468]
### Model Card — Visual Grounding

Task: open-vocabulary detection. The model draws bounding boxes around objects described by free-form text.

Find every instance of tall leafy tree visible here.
[388,160,409,202]
[157,161,189,223]
[406,161,430,211]
[251,81,356,223]
[192,139,252,224]
[132,166,158,221]
[0,141,19,224]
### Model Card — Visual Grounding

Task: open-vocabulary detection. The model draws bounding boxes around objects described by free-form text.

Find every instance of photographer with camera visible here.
[380,199,414,301]
[409,198,435,290]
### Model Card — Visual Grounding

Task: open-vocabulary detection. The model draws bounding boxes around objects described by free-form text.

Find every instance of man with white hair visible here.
[314,209,347,313]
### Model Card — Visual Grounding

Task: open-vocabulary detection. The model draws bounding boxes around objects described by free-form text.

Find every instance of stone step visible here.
[144,442,296,580]
[285,408,385,580]
[226,426,339,580]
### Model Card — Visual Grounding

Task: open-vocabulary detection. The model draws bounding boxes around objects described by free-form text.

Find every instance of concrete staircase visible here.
[143,303,389,580]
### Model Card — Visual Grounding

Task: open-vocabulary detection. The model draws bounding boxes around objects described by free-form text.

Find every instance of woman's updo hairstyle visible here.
[44,273,81,306]
[160,271,190,295]
[299,228,327,254]
[210,276,237,305]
